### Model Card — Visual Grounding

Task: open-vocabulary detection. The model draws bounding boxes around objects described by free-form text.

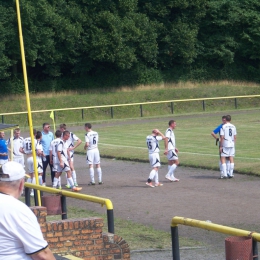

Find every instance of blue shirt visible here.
[212,124,223,135]
[41,131,54,156]
[0,139,8,160]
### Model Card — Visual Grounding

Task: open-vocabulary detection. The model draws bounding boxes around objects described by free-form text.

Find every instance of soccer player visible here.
[7,128,24,167]
[49,130,62,189]
[220,115,237,178]
[52,130,82,192]
[0,131,8,165]
[165,120,180,182]
[59,124,82,188]
[146,129,167,188]
[35,131,44,185]
[41,123,54,186]
[84,123,103,185]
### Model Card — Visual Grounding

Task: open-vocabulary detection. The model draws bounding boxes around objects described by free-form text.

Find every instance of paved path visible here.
[43,155,260,259]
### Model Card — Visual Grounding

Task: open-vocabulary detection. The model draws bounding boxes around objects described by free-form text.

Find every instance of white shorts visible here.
[149,153,161,168]
[167,150,178,161]
[37,158,43,174]
[221,147,235,157]
[27,157,34,174]
[13,156,24,167]
[86,149,100,165]
[0,159,8,165]
[69,152,74,162]
[56,161,70,173]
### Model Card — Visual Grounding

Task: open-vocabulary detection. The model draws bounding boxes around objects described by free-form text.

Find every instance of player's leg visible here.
[27,157,35,196]
[87,150,95,185]
[165,150,179,181]
[146,154,158,187]
[42,156,49,186]
[53,171,61,188]
[66,167,82,192]
[94,150,102,184]
[220,148,229,178]
[229,149,235,177]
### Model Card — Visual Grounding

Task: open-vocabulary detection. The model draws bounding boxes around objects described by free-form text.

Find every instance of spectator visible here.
[0,131,8,165]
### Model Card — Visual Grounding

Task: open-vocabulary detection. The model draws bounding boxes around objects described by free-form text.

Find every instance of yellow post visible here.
[15,0,41,205]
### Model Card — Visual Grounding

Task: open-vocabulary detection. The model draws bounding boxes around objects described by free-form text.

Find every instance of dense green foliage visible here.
[1,0,260,93]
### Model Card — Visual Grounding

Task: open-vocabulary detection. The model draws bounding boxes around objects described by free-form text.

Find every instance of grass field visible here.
[72,109,260,176]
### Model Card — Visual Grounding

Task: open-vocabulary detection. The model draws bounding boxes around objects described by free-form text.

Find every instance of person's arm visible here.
[68,138,82,151]
[84,142,89,150]
[30,246,55,260]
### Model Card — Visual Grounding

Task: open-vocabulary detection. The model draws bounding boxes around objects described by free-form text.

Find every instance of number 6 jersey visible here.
[85,131,99,150]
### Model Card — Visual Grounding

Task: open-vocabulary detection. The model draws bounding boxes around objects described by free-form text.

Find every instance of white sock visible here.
[68,177,75,188]
[38,176,42,185]
[230,163,234,176]
[53,177,59,188]
[222,163,227,177]
[66,173,70,186]
[89,168,95,183]
[154,171,159,184]
[97,168,102,182]
[169,164,177,179]
[148,169,156,181]
[166,165,171,177]
[226,160,231,175]
[219,161,222,172]
[72,170,77,184]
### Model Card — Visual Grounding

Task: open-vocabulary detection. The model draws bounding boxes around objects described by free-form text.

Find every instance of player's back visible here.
[221,123,236,147]
[146,135,161,154]
[85,131,98,150]
[23,137,37,155]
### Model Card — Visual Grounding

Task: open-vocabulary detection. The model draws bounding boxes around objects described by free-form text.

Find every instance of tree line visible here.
[1,0,260,93]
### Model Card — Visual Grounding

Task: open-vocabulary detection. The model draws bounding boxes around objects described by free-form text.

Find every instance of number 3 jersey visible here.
[22,137,37,155]
[220,123,237,148]
[85,131,99,150]
[146,135,163,154]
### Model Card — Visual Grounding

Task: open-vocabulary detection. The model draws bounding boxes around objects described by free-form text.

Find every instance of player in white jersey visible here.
[49,130,62,189]
[59,124,82,188]
[35,131,45,185]
[21,129,40,196]
[145,129,167,188]
[84,123,103,185]
[7,128,24,167]
[165,120,180,182]
[220,115,237,178]
[52,130,82,192]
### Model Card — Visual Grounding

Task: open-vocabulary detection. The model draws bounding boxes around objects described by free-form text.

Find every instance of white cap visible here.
[0,161,26,182]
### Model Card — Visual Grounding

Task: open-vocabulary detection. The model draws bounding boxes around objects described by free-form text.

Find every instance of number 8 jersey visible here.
[85,131,99,150]
[220,123,237,148]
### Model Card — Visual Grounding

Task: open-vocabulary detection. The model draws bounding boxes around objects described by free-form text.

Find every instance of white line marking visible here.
[99,143,260,161]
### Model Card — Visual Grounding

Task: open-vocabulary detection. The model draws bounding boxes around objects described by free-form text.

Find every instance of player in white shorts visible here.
[84,123,103,185]
[21,129,40,196]
[220,115,237,178]
[7,128,24,167]
[145,129,167,188]
[52,130,82,192]
[165,120,180,182]
[59,124,82,188]
[35,131,45,185]
[49,130,63,189]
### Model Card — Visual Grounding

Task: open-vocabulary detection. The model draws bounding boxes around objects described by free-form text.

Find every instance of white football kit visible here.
[23,137,37,174]
[85,131,100,165]
[146,135,162,168]
[49,138,61,172]
[165,128,178,160]
[67,132,79,161]
[8,137,24,166]
[36,140,43,174]
[57,139,70,172]
[220,123,237,157]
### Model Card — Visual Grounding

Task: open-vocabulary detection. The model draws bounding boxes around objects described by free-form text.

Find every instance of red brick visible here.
[83,251,92,256]
[64,241,73,247]
[69,221,74,229]
[57,223,63,231]
[47,223,52,231]
[95,239,103,245]
[72,230,80,235]
[74,221,79,229]
[90,234,102,239]
[63,230,71,236]
[71,246,87,251]
[123,253,130,258]
[123,248,130,253]
[56,243,65,248]
[47,237,59,243]
[80,220,85,228]
[46,232,54,238]
[82,229,93,234]
[54,231,63,237]
[52,223,58,231]
[63,221,69,230]
[82,240,94,245]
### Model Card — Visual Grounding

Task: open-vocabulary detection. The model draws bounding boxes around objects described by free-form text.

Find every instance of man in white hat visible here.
[0,161,55,260]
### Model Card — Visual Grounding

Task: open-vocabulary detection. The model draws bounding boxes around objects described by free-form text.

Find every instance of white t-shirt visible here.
[220,122,237,148]
[36,140,43,163]
[85,131,99,150]
[57,139,69,162]
[165,128,176,151]
[49,138,61,164]
[67,132,79,153]
[23,137,37,155]
[0,193,48,259]
[146,135,162,154]
[8,137,24,157]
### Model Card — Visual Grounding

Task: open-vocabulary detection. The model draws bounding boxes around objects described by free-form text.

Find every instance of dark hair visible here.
[59,123,66,130]
[226,115,231,121]
[36,131,42,139]
[63,130,70,136]
[222,116,227,120]
[55,130,62,138]
[168,120,175,126]
[85,123,92,129]
[42,122,50,128]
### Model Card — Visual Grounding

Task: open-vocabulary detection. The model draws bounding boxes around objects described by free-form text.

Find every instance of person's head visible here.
[152,129,158,136]
[36,131,42,140]
[63,130,70,141]
[168,120,176,129]
[0,131,5,139]
[226,115,231,122]
[0,161,26,199]
[14,128,21,138]
[222,116,227,124]
[85,123,92,131]
[42,123,50,133]
[55,130,62,138]
[59,124,66,132]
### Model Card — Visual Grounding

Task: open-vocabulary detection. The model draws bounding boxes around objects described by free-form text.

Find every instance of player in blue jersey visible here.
[0,131,8,165]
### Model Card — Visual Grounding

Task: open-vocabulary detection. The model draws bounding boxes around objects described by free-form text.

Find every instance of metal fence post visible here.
[1,115,4,124]
[140,105,143,117]
[61,195,67,220]
[81,109,84,120]
[110,107,114,119]
[171,225,180,260]
[235,98,238,109]
[25,187,31,207]
[107,209,114,234]
[202,100,205,111]
[34,190,39,206]
[54,111,56,121]
[253,240,258,260]
[171,102,174,114]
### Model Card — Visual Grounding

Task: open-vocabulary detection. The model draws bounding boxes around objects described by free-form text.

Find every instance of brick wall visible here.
[31,206,130,260]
